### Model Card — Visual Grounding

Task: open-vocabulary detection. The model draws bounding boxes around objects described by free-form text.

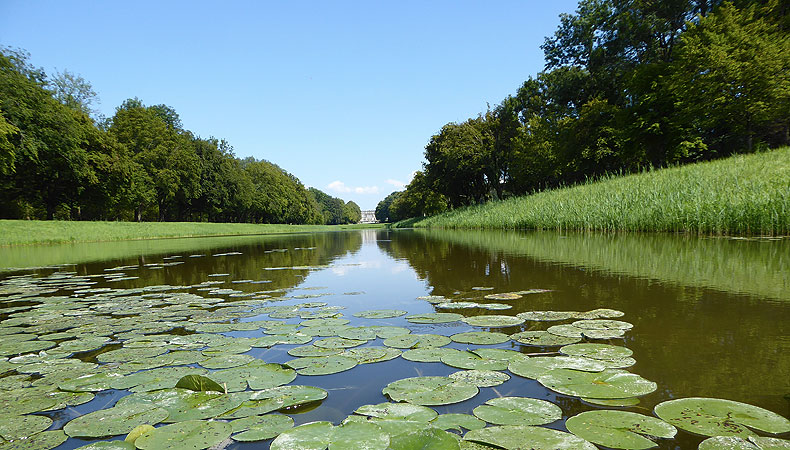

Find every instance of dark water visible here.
[1,229,788,449]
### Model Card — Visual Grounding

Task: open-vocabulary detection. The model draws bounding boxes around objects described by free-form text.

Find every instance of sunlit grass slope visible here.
[401,147,790,235]
[0,221,383,246]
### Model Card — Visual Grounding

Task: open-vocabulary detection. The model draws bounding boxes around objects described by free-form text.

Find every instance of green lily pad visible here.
[653,397,790,437]
[450,331,510,345]
[342,347,401,364]
[473,397,562,426]
[116,388,245,422]
[538,368,657,399]
[560,343,633,360]
[300,317,350,327]
[405,313,463,324]
[401,348,459,363]
[59,372,124,392]
[511,331,581,346]
[286,355,358,375]
[224,385,328,418]
[483,293,522,301]
[461,315,524,328]
[96,347,168,363]
[199,354,255,369]
[478,303,512,310]
[573,319,633,330]
[383,334,450,349]
[134,420,232,449]
[508,356,606,379]
[430,414,486,432]
[574,308,626,319]
[698,436,762,450]
[355,402,438,422]
[582,397,641,407]
[125,424,155,443]
[212,360,297,391]
[231,414,294,441]
[313,337,367,349]
[331,422,391,449]
[386,423,461,450]
[565,410,677,449]
[269,421,332,450]
[749,436,790,449]
[449,369,510,387]
[64,403,168,438]
[175,374,224,392]
[470,348,523,361]
[287,346,343,357]
[517,311,577,321]
[74,442,136,450]
[463,425,597,450]
[354,310,407,319]
[0,430,67,450]
[0,414,53,440]
[111,367,207,392]
[436,302,480,309]
[201,342,253,356]
[441,350,508,371]
[382,376,478,406]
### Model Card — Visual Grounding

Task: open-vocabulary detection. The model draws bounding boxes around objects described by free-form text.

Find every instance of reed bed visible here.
[401,147,790,235]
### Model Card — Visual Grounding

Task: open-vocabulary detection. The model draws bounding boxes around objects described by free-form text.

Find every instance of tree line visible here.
[377,0,789,222]
[0,48,360,224]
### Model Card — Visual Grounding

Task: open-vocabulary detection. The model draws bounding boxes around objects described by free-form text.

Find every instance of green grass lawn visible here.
[398,147,790,235]
[0,221,384,246]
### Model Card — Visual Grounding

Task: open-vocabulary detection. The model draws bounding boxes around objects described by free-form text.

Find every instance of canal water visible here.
[0,229,788,449]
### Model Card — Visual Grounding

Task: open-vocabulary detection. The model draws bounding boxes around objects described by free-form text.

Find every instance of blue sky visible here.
[0,1,578,209]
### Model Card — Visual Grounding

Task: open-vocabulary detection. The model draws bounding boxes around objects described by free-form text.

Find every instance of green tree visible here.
[343,200,362,224]
[375,191,402,222]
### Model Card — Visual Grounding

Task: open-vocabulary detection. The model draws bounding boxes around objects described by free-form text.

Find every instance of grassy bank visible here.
[0,220,384,246]
[398,147,790,235]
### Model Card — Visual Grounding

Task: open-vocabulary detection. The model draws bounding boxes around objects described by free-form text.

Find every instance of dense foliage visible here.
[0,49,357,224]
[379,0,790,220]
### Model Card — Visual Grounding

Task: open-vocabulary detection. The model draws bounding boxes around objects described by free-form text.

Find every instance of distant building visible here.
[360,210,377,223]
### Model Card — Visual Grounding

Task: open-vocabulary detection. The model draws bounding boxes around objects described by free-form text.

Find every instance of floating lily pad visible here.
[653,397,790,437]
[117,388,245,423]
[0,389,60,415]
[431,414,486,432]
[96,347,168,363]
[463,425,596,450]
[355,402,438,422]
[470,348,523,362]
[698,436,761,450]
[111,367,207,392]
[287,346,343,357]
[386,423,461,450]
[565,410,677,449]
[64,403,168,438]
[200,354,255,369]
[353,310,407,319]
[212,360,297,391]
[0,414,53,440]
[508,356,606,379]
[405,313,463,324]
[441,350,508,371]
[135,420,232,449]
[450,331,510,345]
[231,414,294,441]
[175,374,224,392]
[75,441,136,450]
[511,330,581,346]
[573,319,633,330]
[383,334,450,349]
[286,356,358,375]
[582,397,641,407]
[125,424,155,443]
[269,421,332,450]
[449,370,510,387]
[461,315,524,328]
[483,293,522,301]
[560,343,633,360]
[383,376,478,406]
[517,311,577,321]
[539,368,657,399]
[548,324,625,339]
[478,303,512,310]
[473,397,562,426]
[0,430,67,450]
[59,372,123,392]
[574,308,625,319]
[313,337,367,349]
[342,347,401,364]
[436,302,480,309]
[401,348,459,363]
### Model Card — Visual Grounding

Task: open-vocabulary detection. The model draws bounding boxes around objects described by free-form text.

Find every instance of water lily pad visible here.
[401,347,459,363]
[0,414,53,440]
[470,348,522,361]
[342,347,401,364]
[461,315,524,328]
[511,330,581,346]
[269,421,332,450]
[548,324,625,339]
[313,337,367,349]
[582,397,641,407]
[286,355,358,375]
[386,424,461,450]
[111,367,207,392]
[125,424,155,443]
[478,303,512,310]
[441,350,508,371]
[355,402,438,422]
[116,388,245,422]
[225,385,327,418]
[287,346,343,357]
[430,414,486,432]
[64,403,168,438]
[450,369,510,387]
[354,310,407,319]
[0,430,67,449]
[383,334,450,349]
[0,389,60,415]
[560,343,633,360]
[517,311,577,321]
[59,372,123,392]
[134,420,232,449]
[436,302,480,309]
[231,414,294,441]
[508,356,606,379]
[212,360,297,391]
[97,347,168,363]
[199,354,255,369]
[463,425,596,450]
[539,368,657,399]
[382,376,478,406]
[653,397,790,437]
[698,436,762,450]
[573,319,633,330]
[473,397,562,426]
[483,292,522,300]
[75,442,136,450]
[175,374,224,392]
[574,308,625,319]
[300,317,350,327]
[565,410,677,449]
[749,436,790,449]
[405,313,463,324]
[450,331,510,345]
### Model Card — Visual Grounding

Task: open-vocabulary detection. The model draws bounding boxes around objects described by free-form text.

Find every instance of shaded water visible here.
[0,229,788,449]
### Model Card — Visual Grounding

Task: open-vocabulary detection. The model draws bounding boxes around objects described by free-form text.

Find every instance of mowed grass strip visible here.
[401,147,790,235]
[0,221,383,246]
